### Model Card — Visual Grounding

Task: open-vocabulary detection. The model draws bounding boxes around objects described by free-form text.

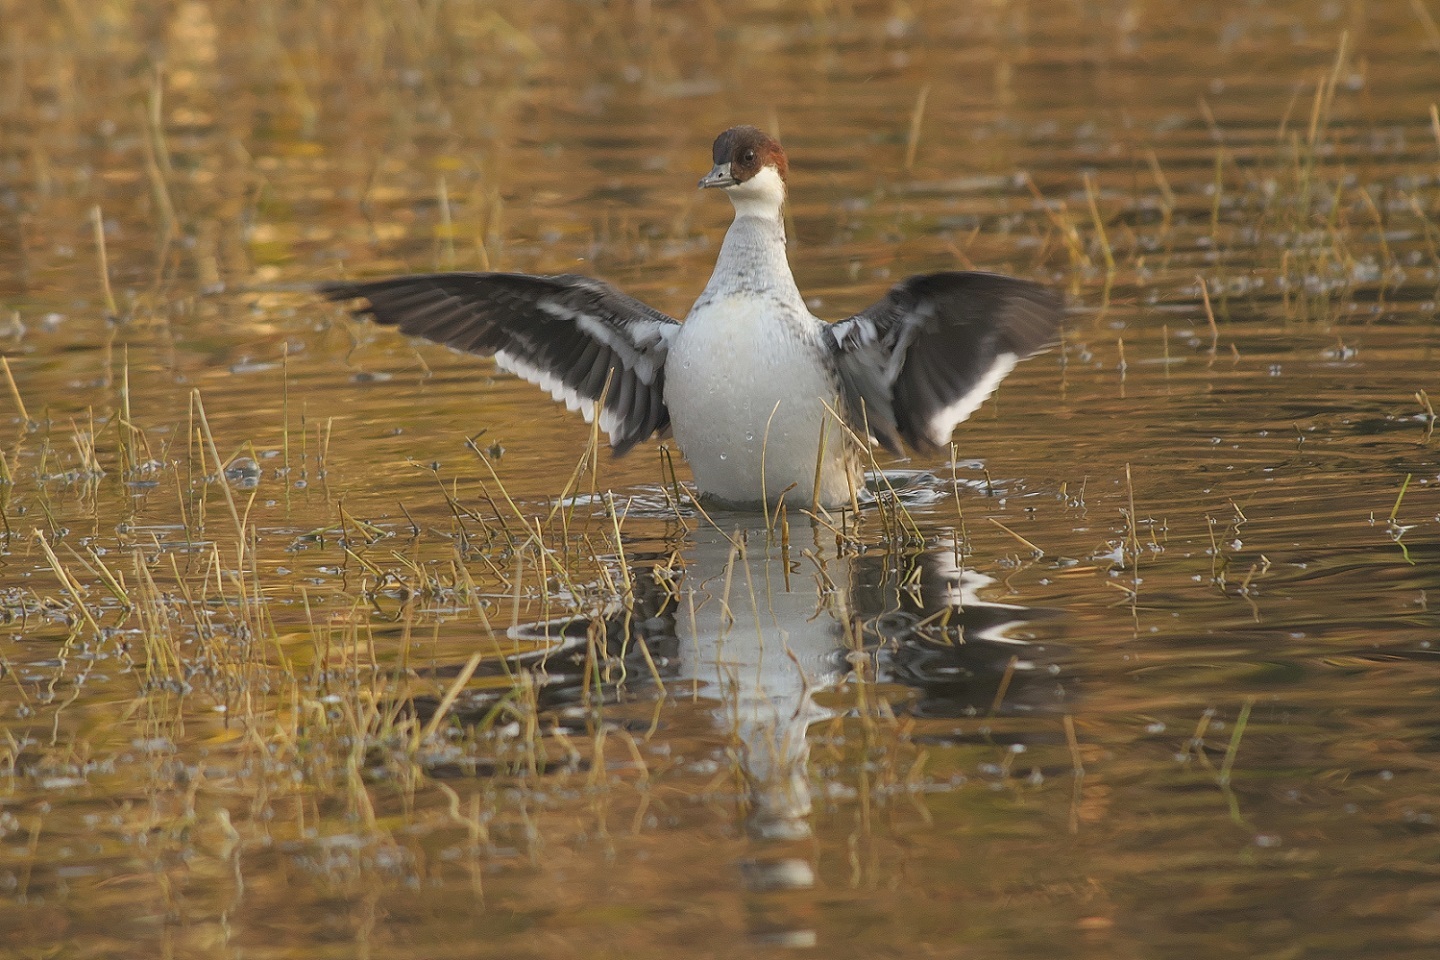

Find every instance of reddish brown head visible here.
[698,126,788,189]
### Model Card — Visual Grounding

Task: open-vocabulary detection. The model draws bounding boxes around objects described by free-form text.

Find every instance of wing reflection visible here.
[669,519,1065,840]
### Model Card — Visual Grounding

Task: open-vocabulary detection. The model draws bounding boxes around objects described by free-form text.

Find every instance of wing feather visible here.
[828,272,1063,455]
[321,272,679,455]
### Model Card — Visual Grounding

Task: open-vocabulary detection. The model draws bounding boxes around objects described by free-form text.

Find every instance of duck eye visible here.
[742,149,756,164]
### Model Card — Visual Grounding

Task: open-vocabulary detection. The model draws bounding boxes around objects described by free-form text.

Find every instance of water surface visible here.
[1,1,1438,957]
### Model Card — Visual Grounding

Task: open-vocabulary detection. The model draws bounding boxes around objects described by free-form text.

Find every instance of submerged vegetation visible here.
[0,1,1437,957]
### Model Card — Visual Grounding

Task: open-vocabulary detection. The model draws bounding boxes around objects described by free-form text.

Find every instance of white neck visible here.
[725,166,787,221]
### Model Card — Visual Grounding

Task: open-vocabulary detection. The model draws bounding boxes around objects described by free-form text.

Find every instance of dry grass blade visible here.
[195,399,244,539]
[1,357,31,426]
[90,205,118,317]
[987,517,1042,558]
[35,529,102,638]
[1218,698,1255,787]
[419,652,484,743]
[1196,275,1219,357]
[905,84,930,172]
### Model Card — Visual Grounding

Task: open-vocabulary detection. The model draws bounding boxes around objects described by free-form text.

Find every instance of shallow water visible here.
[1,1,1439,957]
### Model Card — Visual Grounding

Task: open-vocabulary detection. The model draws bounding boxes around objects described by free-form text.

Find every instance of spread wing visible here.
[320,272,680,455]
[826,272,1063,454]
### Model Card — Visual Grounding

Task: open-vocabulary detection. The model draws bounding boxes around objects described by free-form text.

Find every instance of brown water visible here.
[2,1,1439,957]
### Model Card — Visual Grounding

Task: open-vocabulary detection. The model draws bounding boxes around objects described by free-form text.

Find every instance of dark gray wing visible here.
[826,272,1063,454]
[320,272,679,455]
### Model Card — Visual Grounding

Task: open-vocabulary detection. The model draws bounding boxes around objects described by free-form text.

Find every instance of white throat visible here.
[725,165,787,220]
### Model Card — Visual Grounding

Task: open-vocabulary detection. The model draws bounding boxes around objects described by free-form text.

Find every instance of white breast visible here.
[665,294,857,508]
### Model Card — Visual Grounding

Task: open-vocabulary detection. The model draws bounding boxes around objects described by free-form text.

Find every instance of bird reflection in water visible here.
[422,516,1067,945]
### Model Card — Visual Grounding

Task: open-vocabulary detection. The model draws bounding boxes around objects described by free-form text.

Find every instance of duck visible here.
[321,125,1064,509]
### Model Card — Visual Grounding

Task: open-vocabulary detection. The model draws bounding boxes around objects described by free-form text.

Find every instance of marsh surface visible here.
[1,1,1438,957]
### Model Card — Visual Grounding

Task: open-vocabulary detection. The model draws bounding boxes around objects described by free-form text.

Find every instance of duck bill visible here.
[698,162,737,189]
